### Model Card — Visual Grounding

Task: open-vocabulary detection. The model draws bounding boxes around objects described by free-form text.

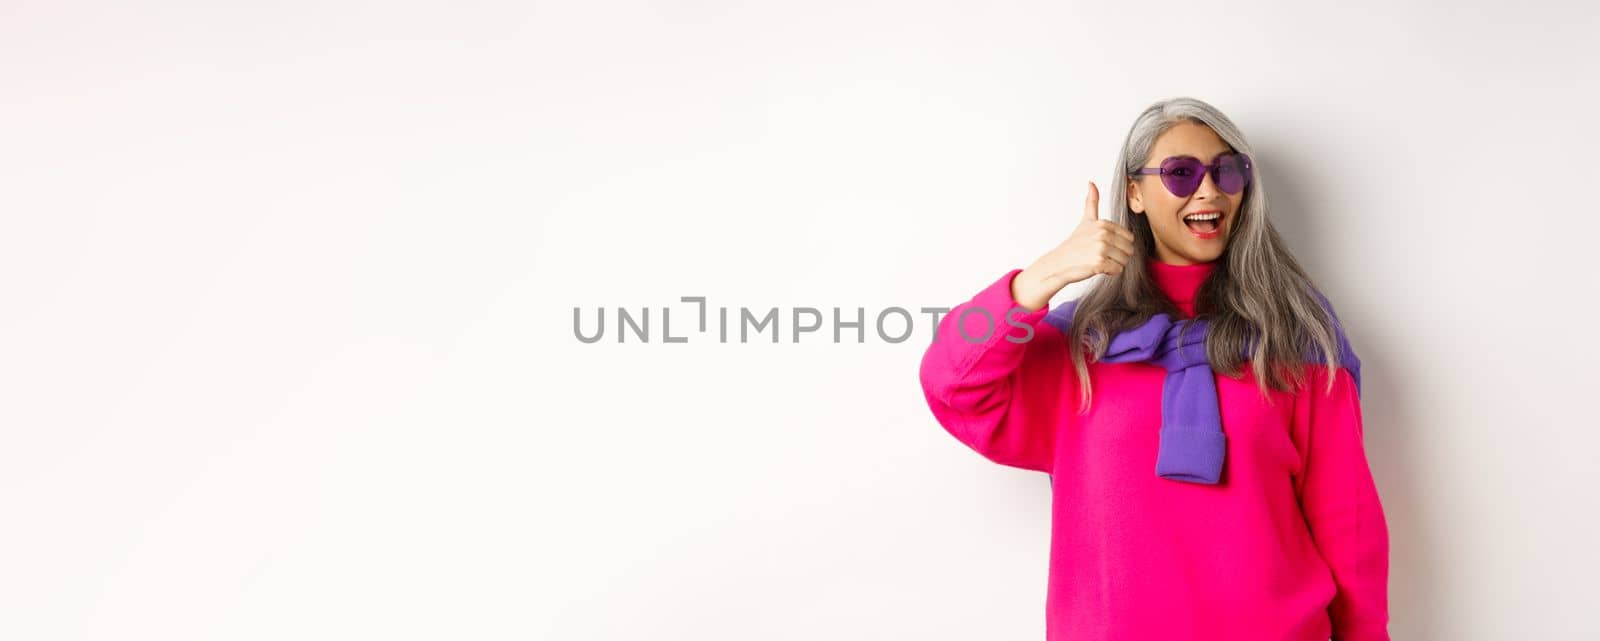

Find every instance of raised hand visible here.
[1010,181,1138,312]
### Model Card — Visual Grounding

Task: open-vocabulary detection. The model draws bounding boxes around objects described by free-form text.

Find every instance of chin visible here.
[1187,244,1227,263]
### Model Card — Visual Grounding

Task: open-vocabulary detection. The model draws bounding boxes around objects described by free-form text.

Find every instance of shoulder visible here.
[1294,362,1360,410]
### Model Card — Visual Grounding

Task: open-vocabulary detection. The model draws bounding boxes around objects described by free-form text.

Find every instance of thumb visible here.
[1082,181,1100,222]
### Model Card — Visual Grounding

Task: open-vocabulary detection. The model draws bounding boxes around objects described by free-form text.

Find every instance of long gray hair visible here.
[1065,96,1349,412]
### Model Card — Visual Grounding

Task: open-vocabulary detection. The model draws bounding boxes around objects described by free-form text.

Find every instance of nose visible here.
[1192,168,1222,200]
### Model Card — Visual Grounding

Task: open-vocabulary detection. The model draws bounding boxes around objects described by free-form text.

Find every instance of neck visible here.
[1147,256,1216,317]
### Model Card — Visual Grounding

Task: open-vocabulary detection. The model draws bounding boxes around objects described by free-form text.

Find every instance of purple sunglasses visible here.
[1131,152,1252,198]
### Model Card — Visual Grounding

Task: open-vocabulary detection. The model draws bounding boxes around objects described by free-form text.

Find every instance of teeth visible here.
[1184,212,1221,221]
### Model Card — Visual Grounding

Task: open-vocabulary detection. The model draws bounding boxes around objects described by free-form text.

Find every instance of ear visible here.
[1127,179,1145,214]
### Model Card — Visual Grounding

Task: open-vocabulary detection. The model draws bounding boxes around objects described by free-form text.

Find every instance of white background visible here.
[4,1,1598,639]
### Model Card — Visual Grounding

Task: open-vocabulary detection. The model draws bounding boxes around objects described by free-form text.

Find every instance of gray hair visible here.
[1064,96,1350,411]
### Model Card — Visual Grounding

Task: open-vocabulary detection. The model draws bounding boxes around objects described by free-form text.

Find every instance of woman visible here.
[918,96,1390,641]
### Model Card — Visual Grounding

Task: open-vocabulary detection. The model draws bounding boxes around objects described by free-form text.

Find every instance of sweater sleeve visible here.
[1293,365,1391,641]
[917,268,1069,474]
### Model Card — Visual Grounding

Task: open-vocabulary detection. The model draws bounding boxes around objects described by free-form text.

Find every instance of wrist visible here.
[1011,268,1052,312]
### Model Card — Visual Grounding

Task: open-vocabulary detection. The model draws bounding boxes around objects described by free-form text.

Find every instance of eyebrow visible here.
[1168,150,1235,161]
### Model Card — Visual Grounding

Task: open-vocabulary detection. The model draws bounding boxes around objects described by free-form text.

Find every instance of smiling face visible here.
[1127,121,1242,266]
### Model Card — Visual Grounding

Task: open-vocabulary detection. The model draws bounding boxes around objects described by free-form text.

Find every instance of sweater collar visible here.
[1148,256,1216,307]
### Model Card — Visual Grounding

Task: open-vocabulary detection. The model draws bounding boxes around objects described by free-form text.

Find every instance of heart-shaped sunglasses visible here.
[1130,152,1252,198]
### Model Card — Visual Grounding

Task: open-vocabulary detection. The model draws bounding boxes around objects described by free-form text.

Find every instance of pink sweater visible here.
[918,259,1390,641]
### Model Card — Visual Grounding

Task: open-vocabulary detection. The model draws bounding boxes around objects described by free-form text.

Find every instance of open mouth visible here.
[1183,211,1222,236]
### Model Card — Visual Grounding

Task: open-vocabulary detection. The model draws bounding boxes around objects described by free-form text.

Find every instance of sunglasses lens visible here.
[1216,153,1252,194]
[1160,157,1204,197]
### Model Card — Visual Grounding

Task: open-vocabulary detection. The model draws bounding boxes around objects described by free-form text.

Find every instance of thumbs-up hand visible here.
[1010,181,1137,312]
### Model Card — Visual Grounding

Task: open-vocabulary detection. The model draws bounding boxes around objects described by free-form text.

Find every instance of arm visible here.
[1293,365,1391,641]
[917,269,1069,474]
